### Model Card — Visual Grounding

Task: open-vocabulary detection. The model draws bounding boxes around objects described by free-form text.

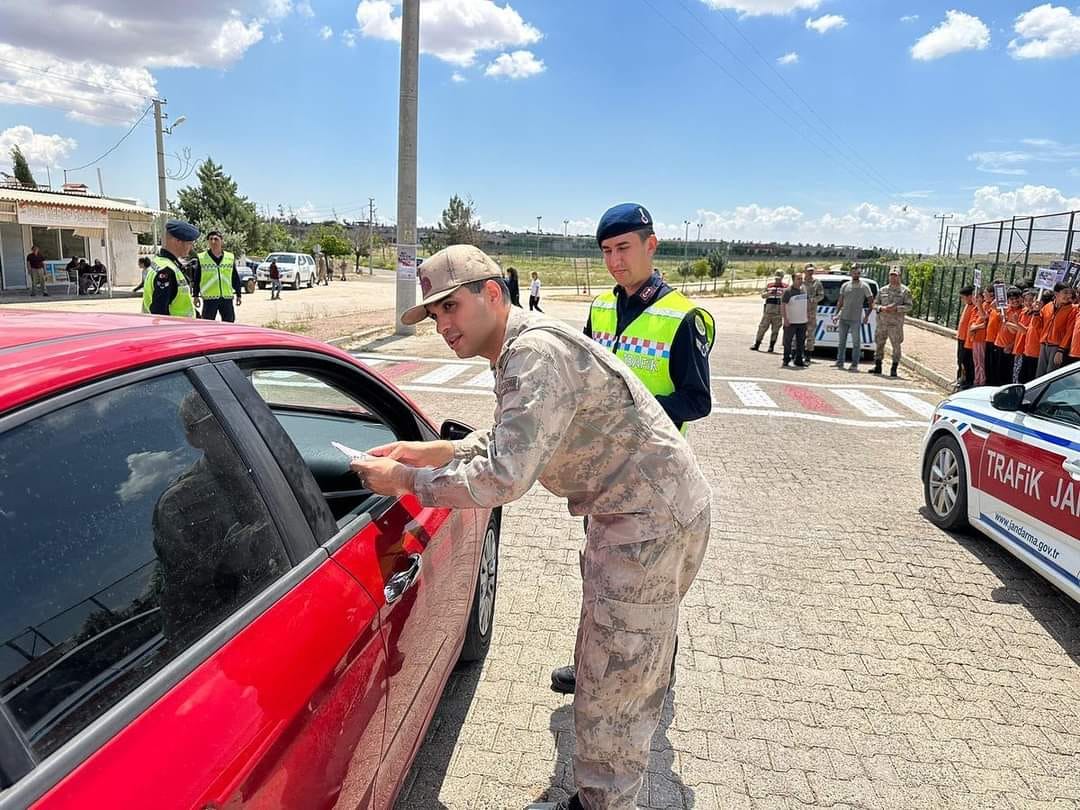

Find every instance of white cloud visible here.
[265,0,293,19]
[968,139,1080,175]
[900,14,919,23]
[354,0,542,66]
[0,44,158,125]
[911,10,990,60]
[342,30,358,47]
[1008,4,1080,60]
[965,184,1080,221]
[451,71,467,83]
[484,50,545,79]
[805,14,846,34]
[0,125,77,167]
[777,51,799,65]
[296,0,315,17]
[320,25,333,39]
[271,31,285,44]
[699,0,822,16]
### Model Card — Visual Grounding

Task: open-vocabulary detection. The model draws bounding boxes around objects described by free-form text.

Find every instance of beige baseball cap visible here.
[401,244,504,326]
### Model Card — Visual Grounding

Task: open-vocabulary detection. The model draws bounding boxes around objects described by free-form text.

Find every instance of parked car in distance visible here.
[256,253,317,290]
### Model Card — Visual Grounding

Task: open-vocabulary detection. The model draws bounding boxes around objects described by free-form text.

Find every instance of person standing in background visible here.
[781,272,809,368]
[269,260,282,301]
[529,271,543,312]
[969,289,989,385]
[802,264,824,363]
[751,271,786,353]
[955,285,976,390]
[506,266,521,307]
[25,245,48,297]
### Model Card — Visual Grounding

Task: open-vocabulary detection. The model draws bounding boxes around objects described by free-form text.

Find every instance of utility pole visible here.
[536,216,542,254]
[368,197,376,276]
[683,220,691,261]
[563,218,569,237]
[394,0,419,335]
[934,213,954,256]
[697,222,703,243]
[96,168,105,196]
[153,99,168,245]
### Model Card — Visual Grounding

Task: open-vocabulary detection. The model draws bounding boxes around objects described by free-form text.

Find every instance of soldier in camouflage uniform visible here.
[751,270,786,352]
[351,245,712,810]
[803,264,825,362]
[871,268,914,376]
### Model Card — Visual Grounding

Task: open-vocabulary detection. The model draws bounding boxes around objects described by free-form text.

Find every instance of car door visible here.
[0,362,386,810]
[976,367,1080,597]
[213,353,478,808]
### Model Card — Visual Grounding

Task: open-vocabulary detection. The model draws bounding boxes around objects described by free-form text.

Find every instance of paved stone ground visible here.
[381,297,1080,810]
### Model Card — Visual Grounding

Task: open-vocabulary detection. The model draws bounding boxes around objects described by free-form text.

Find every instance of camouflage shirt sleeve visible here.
[452,429,492,462]
[413,341,579,509]
[899,288,914,314]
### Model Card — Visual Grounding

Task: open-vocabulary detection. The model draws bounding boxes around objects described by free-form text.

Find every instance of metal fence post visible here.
[946,266,958,328]
[1065,211,1076,262]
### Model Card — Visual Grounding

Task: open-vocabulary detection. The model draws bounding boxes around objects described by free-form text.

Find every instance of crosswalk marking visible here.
[832,389,900,418]
[728,381,778,409]
[357,357,386,367]
[412,364,469,385]
[880,390,937,419]
[465,369,495,388]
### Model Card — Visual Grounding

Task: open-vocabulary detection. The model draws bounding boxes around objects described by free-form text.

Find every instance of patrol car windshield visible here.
[819,278,879,308]
[265,254,297,264]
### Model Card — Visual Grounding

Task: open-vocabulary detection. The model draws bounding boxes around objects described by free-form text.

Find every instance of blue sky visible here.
[2,0,1080,250]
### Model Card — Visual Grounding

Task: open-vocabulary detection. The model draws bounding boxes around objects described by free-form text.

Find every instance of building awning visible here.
[0,187,158,231]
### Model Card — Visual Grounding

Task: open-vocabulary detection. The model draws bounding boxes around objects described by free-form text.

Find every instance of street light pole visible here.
[536,216,542,254]
[683,220,690,261]
[394,0,420,335]
[563,219,569,237]
[697,222,703,244]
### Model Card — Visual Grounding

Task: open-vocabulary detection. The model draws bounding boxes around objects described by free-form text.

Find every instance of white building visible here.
[0,185,157,292]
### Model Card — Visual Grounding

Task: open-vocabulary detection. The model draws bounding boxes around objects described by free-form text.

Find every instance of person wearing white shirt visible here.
[529,272,543,312]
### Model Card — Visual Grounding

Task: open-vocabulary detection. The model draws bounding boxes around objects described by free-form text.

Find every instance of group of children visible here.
[955,282,1079,389]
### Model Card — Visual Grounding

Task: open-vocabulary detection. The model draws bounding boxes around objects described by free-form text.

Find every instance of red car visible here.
[0,310,500,809]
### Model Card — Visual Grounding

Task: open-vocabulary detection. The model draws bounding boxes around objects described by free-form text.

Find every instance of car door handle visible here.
[1063,458,1080,480]
[384,554,423,604]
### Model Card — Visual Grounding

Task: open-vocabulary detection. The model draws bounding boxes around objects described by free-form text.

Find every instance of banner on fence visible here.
[1049,259,1080,287]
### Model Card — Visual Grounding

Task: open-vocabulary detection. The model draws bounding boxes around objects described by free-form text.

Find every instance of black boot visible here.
[750,344,760,351]
[526,792,585,810]
[870,360,882,375]
[890,362,899,378]
[550,665,576,694]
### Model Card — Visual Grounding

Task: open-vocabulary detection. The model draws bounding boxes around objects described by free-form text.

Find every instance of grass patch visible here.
[264,319,311,334]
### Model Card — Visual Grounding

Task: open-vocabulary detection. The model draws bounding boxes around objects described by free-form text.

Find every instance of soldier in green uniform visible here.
[142,220,198,318]
[871,268,914,376]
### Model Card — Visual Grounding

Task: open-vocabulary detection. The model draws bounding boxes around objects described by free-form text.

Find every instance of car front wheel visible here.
[458,510,500,663]
[923,434,969,530]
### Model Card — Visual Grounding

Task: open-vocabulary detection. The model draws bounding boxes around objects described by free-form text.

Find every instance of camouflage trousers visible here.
[874,319,905,363]
[754,304,782,348]
[573,506,711,810]
[805,306,819,352]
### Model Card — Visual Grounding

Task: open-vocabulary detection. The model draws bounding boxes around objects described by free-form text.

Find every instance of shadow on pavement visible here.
[919,506,1080,666]
[533,689,693,809]
[393,660,483,809]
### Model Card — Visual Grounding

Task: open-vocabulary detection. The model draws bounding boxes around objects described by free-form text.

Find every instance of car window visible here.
[265,253,295,265]
[247,369,398,527]
[1031,370,1080,428]
[0,372,291,761]
[819,279,876,309]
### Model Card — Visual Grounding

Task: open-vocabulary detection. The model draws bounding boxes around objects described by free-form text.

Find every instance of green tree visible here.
[706,248,727,291]
[677,261,694,291]
[691,258,709,291]
[176,158,259,248]
[10,145,36,187]
[302,223,352,257]
[438,194,481,246]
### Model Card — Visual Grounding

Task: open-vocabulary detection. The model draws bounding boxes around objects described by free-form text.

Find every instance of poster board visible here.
[972,268,982,290]
[1034,266,1057,291]
[396,244,417,281]
[992,281,1007,311]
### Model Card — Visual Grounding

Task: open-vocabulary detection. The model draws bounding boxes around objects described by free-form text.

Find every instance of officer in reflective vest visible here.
[193,230,243,322]
[551,202,715,697]
[142,219,198,318]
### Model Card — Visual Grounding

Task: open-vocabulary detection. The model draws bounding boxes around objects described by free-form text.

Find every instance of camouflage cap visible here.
[401,244,504,326]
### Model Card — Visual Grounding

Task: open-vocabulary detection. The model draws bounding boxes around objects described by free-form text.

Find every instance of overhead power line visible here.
[64,103,153,173]
[0,58,152,100]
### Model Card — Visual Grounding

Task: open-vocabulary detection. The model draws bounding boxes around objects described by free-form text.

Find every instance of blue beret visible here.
[165,219,199,241]
[596,203,654,246]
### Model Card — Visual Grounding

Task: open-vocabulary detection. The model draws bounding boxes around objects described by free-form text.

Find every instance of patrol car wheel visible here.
[923,434,969,530]
[458,510,500,664]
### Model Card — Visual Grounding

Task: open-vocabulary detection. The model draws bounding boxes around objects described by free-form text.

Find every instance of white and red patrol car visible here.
[922,363,1080,603]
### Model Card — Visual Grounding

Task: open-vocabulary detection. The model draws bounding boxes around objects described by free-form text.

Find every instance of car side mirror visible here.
[440,419,474,441]
[991,384,1025,412]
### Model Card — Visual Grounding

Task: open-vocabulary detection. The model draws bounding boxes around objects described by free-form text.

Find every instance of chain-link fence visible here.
[952,210,1080,274]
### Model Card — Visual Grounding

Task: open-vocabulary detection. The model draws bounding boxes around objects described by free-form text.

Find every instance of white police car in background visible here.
[255,252,317,290]
[922,362,1080,603]
[810,272,879,360]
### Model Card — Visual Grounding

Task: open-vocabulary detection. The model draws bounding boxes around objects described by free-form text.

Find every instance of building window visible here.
[27,227,89,261]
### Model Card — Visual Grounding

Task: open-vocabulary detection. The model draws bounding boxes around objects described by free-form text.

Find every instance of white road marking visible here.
[728,381,778,409]
[356,357,386,367]
[350,351,486,367]
[880,390,937,419]
[465,369,495,388]
[710,407,925,429]
[411,364,469,385]
[832,389,901,418]
[712,374,933,395]
[401,384,495,397]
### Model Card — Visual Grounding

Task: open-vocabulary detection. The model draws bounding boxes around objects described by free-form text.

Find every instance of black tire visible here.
[923,433,969,530]
[257,282,266,290]
[458,510,500,664]
[307,273,314,289]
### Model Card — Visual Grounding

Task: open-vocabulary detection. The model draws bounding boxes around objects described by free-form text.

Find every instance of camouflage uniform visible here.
[413,307,712,810]
[804,277,825,353]
[753,278,786,350]
[874,282,914,363]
